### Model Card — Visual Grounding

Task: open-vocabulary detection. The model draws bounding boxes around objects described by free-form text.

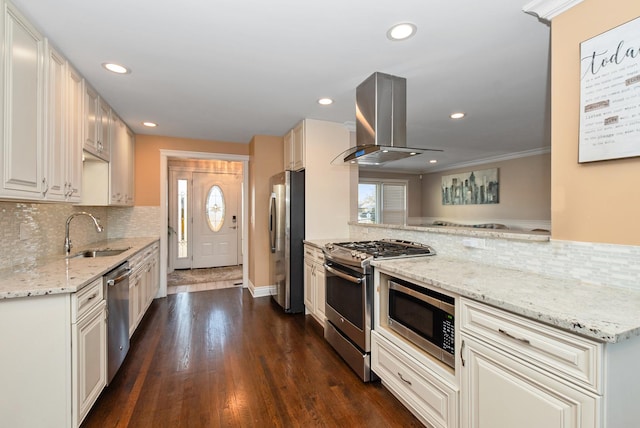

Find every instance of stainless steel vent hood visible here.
[336,72,440,166]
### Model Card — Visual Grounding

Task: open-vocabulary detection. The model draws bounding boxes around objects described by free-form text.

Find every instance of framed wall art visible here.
[579,16,640,163]
[441,168,499,205]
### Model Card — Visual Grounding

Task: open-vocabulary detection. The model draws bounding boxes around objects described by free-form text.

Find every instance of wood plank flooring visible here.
[81,288,422,427]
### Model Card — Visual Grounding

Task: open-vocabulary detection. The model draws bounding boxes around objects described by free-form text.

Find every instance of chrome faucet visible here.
[64,212,104,254]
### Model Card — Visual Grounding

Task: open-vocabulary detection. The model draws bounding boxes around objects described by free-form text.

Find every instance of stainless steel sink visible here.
[67,248,131,259]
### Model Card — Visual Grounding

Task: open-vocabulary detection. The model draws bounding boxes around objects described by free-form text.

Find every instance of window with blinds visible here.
[358,180,407,225]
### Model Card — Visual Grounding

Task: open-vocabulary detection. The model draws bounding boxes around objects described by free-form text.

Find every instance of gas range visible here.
[324,239,436,270]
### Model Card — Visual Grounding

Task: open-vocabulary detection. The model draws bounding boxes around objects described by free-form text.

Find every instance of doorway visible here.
[159,150,250,298]
[167,159,243,293]
[168,164,242,270]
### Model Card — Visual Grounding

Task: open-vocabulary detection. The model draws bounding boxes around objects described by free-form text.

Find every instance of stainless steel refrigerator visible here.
[269,170,305,313]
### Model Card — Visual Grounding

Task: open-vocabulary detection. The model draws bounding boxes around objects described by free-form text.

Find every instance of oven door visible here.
[324,258,371,352]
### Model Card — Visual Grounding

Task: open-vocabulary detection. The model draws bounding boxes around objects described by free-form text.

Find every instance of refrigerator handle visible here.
[269,192,276,253]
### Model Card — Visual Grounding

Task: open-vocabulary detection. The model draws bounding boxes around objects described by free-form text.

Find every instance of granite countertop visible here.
[303,238,350,249]
[372,256,640,344]
[0,237,159,299]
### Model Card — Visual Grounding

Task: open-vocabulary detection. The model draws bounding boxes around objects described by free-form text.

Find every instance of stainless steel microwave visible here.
[387,278,455,368]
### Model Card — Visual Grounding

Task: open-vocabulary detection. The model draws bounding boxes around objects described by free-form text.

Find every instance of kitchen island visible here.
[371,256,640,428]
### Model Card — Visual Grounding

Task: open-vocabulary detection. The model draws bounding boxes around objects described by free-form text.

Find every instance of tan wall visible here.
[248,135,283,288]
[358,170,423,218]
[134,134,249,206]
[552,0,640,245]
[421,153,551,222]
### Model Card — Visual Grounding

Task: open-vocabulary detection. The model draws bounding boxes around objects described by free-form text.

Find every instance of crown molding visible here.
[523,0,584,22]
[424,147,551,174]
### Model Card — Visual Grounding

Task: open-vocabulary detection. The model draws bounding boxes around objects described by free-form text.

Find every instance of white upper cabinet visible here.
[66,64,83,203]
[83,85,111,161]
[0,0,46,199]
[109,114,134,206]
[284,121,305,171]
[44,41,67,201]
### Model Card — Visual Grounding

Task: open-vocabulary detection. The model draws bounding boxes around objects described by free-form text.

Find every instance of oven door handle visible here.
[324,264,362,284]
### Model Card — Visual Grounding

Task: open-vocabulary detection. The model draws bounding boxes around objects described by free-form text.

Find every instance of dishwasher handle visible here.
[106,268,132,287]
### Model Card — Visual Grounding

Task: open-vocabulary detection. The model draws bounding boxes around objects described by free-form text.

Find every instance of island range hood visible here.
[337,71,440,166]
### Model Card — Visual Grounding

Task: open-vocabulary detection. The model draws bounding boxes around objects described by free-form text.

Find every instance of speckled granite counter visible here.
[303,238,349,249]
[0,237,159,299]
[372,256,640,344]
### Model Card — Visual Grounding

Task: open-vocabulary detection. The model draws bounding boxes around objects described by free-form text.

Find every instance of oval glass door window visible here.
[205,185,225,232]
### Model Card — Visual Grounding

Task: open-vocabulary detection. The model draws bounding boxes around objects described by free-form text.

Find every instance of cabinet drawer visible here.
[304,245,324,263]
[372,332,458,428]
[72,277,104,322]
[460,298,602,393]
[128,251,145,271]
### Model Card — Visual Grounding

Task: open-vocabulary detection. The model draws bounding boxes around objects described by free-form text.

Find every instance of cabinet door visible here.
[98,99,111,160]
[283,129,293,170]
[304,258,314,311]
[1,2,45,198]
[84,84,100,156]
[129,272,140,337]
[314,261,326,323]
[73,302,107,427]
[66,65,83,202]
[292,121,305,171]
[109,115,125,205]
[125,128,135,205]
[44,42,66,201]
[461,335,599,428]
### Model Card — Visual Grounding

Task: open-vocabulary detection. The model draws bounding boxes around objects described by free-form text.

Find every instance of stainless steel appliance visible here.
[105,262,131,384]
[323,239,435,381]
[269,170,305,313]
[387,277,455,368]
[333,72,441,166]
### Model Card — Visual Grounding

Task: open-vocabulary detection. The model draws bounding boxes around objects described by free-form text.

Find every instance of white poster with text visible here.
[579,17,640,163]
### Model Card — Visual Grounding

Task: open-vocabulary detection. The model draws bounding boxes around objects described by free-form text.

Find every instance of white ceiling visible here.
[12,0,551,173]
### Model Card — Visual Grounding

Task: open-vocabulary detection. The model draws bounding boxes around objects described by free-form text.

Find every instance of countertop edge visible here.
[0,237,160,299]
[372,257,640,344]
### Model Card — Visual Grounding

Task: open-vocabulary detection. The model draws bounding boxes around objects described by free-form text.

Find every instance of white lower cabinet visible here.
[372,331,459,428]
[72,300,107,427]
[460,298,600,428]
[460,334,598,428]
[129,242,160,337]
[303,244,326,326]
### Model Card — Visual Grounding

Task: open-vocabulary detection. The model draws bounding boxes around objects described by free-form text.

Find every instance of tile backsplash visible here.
[0,202,160,271]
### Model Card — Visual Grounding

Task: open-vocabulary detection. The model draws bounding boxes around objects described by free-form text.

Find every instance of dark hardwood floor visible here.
[82,288,422,427]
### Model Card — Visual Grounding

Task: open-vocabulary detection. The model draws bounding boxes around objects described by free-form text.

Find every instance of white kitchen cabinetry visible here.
[84,84,111,161]
[71,277,107,427]
[44,41,83,203]
[372,270,459,428]
[460,298,601,428]
[109,114,135,205]
[0,1,46,200]
[372,331,459,428]
[65,64,84,203]
[0,276,106,428]
[284,121,305,171]
[303,244,326,325]
[128,243,160,337]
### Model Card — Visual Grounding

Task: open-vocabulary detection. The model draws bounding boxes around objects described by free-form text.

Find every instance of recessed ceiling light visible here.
[318,98,333,105]
[409,152,417,156]
[387,22,417,41]
[102,63,130,74]
[142,121,158,128]
[450,112,466,119]
[429,159,438,164]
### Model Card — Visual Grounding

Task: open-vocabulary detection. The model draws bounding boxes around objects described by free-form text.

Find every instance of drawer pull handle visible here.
[398,372,412,386]
[86,293,98,301]
[460,339,466,367]
[498,328,531,345]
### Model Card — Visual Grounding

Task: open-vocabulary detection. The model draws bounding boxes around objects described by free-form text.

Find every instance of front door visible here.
[192,172,240,268]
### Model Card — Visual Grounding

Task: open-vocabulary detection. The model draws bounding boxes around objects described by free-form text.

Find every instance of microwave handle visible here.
[324,264,362,284]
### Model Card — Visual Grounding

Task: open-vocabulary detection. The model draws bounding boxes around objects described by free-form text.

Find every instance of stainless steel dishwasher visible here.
[105,262,131,384]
